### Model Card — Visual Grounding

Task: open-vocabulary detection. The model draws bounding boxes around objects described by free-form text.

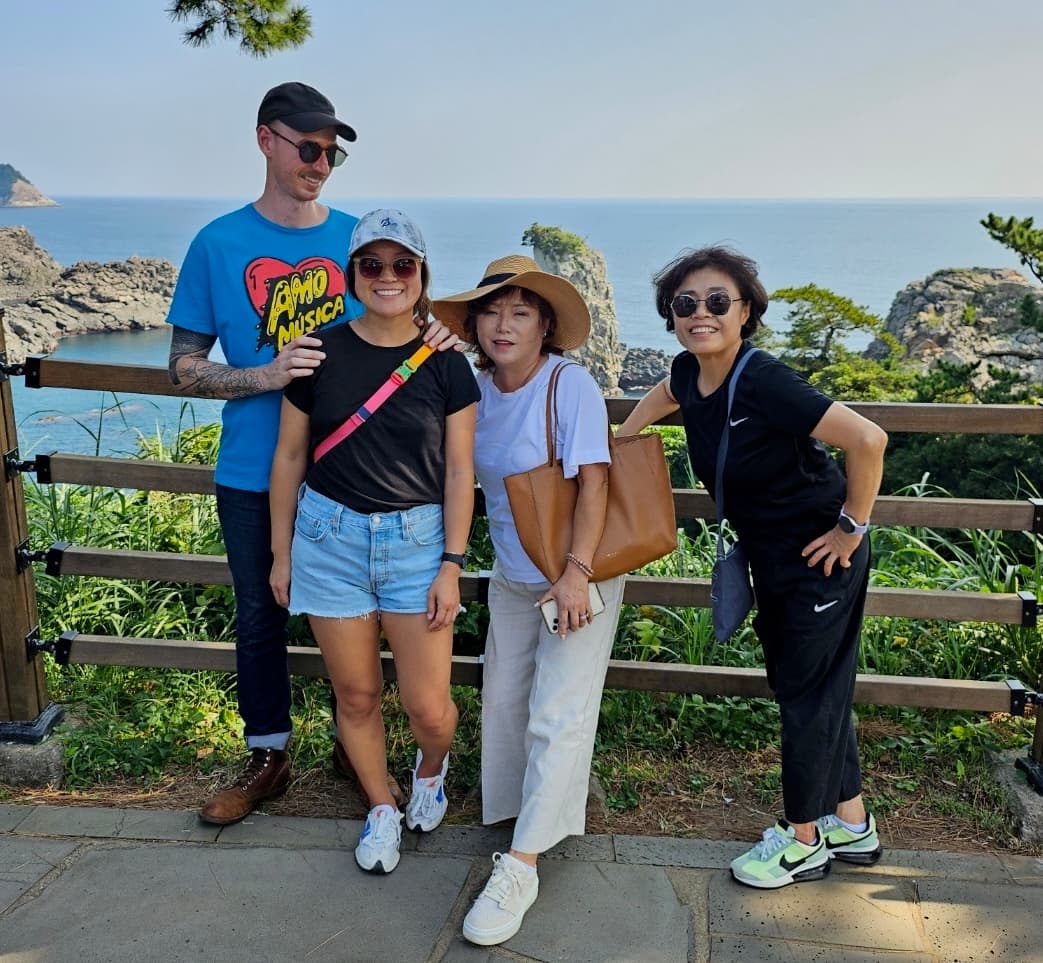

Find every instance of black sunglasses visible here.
[268,127,347,168]
[670,292,745,317]
[354,256,421,280]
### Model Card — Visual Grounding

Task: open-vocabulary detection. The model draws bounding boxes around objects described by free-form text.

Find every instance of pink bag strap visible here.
[313,342,434,462]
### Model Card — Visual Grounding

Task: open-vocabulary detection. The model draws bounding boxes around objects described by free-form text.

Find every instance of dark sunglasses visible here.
[268,127,347,168]
[671,292,745,317]
[354,256,421,280]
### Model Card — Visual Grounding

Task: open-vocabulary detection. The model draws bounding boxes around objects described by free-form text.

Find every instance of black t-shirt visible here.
[670,342,846,557]
[284,323,480,514]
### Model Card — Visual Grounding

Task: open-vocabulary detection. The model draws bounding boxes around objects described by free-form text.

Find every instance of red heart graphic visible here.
[244,256,347,318]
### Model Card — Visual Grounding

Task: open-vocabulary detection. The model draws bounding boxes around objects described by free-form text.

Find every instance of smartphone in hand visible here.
[540,583,606,634]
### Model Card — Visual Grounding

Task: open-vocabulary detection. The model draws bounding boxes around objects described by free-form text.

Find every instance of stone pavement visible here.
[1,804,1042,962]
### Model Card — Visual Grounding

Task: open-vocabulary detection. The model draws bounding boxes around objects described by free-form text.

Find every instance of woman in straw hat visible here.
[433,255,626,946]
[269,210,479,875]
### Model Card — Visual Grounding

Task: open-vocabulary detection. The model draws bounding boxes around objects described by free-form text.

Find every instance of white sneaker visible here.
[354,804,402,874]
[462,853,539,946]
[404,749,449,832]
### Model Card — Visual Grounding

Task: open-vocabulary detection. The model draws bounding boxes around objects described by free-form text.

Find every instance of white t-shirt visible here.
[474,355,611,583]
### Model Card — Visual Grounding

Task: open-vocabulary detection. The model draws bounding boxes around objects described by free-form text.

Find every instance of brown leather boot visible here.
[198,748,291,825]
[331,739,406,809]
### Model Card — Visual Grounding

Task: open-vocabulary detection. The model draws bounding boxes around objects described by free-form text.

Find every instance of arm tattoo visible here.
[168,325,267,400]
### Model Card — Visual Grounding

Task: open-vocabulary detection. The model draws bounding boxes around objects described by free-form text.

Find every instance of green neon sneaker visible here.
[730,821,831,889]
[817,812,883,865]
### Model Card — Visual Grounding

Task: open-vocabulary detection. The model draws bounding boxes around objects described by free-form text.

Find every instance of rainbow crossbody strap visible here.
[312,342,434,462]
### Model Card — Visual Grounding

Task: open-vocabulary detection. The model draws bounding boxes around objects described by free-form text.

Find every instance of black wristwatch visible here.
[837,509,870,536]
[441,552,467,568]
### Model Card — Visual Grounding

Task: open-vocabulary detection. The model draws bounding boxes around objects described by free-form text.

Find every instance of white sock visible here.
[837,816,868,833]
[503,853,538,875]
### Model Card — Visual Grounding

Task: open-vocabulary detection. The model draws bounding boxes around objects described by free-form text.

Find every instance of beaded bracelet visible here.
[566,552,594,578]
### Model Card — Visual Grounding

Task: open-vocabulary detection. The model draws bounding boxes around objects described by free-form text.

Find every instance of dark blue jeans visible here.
[216,484,291,750]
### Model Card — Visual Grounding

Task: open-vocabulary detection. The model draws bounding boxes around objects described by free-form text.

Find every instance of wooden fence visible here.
[0,315,1040,790]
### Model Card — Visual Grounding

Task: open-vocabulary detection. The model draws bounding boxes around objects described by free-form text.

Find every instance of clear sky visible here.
[3,0,1041,199]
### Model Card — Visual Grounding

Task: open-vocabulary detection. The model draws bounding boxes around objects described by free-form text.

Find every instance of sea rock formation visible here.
[528,226,624,395]
[867,267,1043,390]
[0,164,57,207]
[618,346,672,392]
[0,227,62,301]
[0,227,176,363]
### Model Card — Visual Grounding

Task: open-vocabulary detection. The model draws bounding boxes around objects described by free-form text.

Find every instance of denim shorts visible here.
[289,484,445,618]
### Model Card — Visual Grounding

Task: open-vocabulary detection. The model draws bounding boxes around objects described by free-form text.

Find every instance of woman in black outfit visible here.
[619,246,888,889]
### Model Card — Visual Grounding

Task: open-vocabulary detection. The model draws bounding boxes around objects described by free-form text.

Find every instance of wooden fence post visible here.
[0,308,59,738]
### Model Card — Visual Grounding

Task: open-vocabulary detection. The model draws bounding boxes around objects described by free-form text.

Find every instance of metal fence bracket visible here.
[1018,591,1041,629]
[1006,679,1042,716]
[15,538,49,573]
[0,352,26,382]
[1029,498,1043,535]
[25,627,76,665]
[4,448,37,481]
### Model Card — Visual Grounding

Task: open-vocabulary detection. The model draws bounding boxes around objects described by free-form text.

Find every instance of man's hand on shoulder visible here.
[424,317,464,352]
[261,335,327,391]
[168,326,326,399]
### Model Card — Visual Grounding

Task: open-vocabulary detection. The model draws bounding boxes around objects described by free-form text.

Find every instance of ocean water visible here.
[3,195,1042,456]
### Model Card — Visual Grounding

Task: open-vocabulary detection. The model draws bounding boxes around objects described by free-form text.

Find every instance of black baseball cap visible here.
[257,82,357,142]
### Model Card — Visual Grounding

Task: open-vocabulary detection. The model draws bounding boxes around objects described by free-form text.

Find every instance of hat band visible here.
[478,272,516,287]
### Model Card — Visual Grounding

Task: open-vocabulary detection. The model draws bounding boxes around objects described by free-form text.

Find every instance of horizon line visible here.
[19,193,1043,205]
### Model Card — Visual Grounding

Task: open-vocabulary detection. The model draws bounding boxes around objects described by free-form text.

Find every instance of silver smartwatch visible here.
[837,509,870,536]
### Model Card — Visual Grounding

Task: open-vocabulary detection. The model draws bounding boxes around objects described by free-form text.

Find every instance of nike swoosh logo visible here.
[779,852,813,872]
[814,600,840,613]
[729,417,750,427]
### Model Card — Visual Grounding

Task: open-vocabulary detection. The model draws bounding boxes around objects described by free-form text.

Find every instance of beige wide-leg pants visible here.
[480,570,626,854]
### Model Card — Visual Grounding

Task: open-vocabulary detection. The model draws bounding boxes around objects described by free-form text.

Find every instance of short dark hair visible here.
[653,246,768,340]
[463,285,559,371]
[347,248,432,321]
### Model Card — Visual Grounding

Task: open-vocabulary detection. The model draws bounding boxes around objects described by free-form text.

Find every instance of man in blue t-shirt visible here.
[167,82,444,824]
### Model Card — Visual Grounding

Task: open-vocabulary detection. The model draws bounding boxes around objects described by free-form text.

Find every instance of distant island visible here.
[0,163,57,207]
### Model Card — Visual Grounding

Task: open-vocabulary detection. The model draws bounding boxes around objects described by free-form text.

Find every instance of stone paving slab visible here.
[0,805,32,834]
[0,843,471,963]
[0,838,78,914]
[708,872,925,954]
[543,833,615,862]
[998,851,1043,885]
[11,806,219,844]
[918,878,1043,963]
[416,823,513,856]
[709,936,936,962]
[440,938,497,961]
[215,813,375,851]
[879,847,1010,882]
[3,807,1043,962]
[614,834,745,868]
[501,861,690,963]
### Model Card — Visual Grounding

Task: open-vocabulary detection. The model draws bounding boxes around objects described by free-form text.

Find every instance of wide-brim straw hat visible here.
[432,255,591,352]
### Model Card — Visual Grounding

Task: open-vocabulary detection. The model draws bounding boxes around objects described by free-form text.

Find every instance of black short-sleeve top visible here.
[284,323,480,514]
[669,342,847,557]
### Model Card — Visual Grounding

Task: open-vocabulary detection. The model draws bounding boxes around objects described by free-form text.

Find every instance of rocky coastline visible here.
[866,267,1043,391]
[1,225,1040,393]
[0,227,175,363]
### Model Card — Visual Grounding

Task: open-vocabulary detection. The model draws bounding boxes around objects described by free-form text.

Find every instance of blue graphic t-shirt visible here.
[167,204,362,490]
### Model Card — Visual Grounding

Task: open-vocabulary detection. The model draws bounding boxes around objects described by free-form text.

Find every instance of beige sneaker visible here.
[462,853,539,946]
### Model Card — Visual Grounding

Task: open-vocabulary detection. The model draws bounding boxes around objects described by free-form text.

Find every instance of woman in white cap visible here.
[269,210,479,875]
[433,257,626,946]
